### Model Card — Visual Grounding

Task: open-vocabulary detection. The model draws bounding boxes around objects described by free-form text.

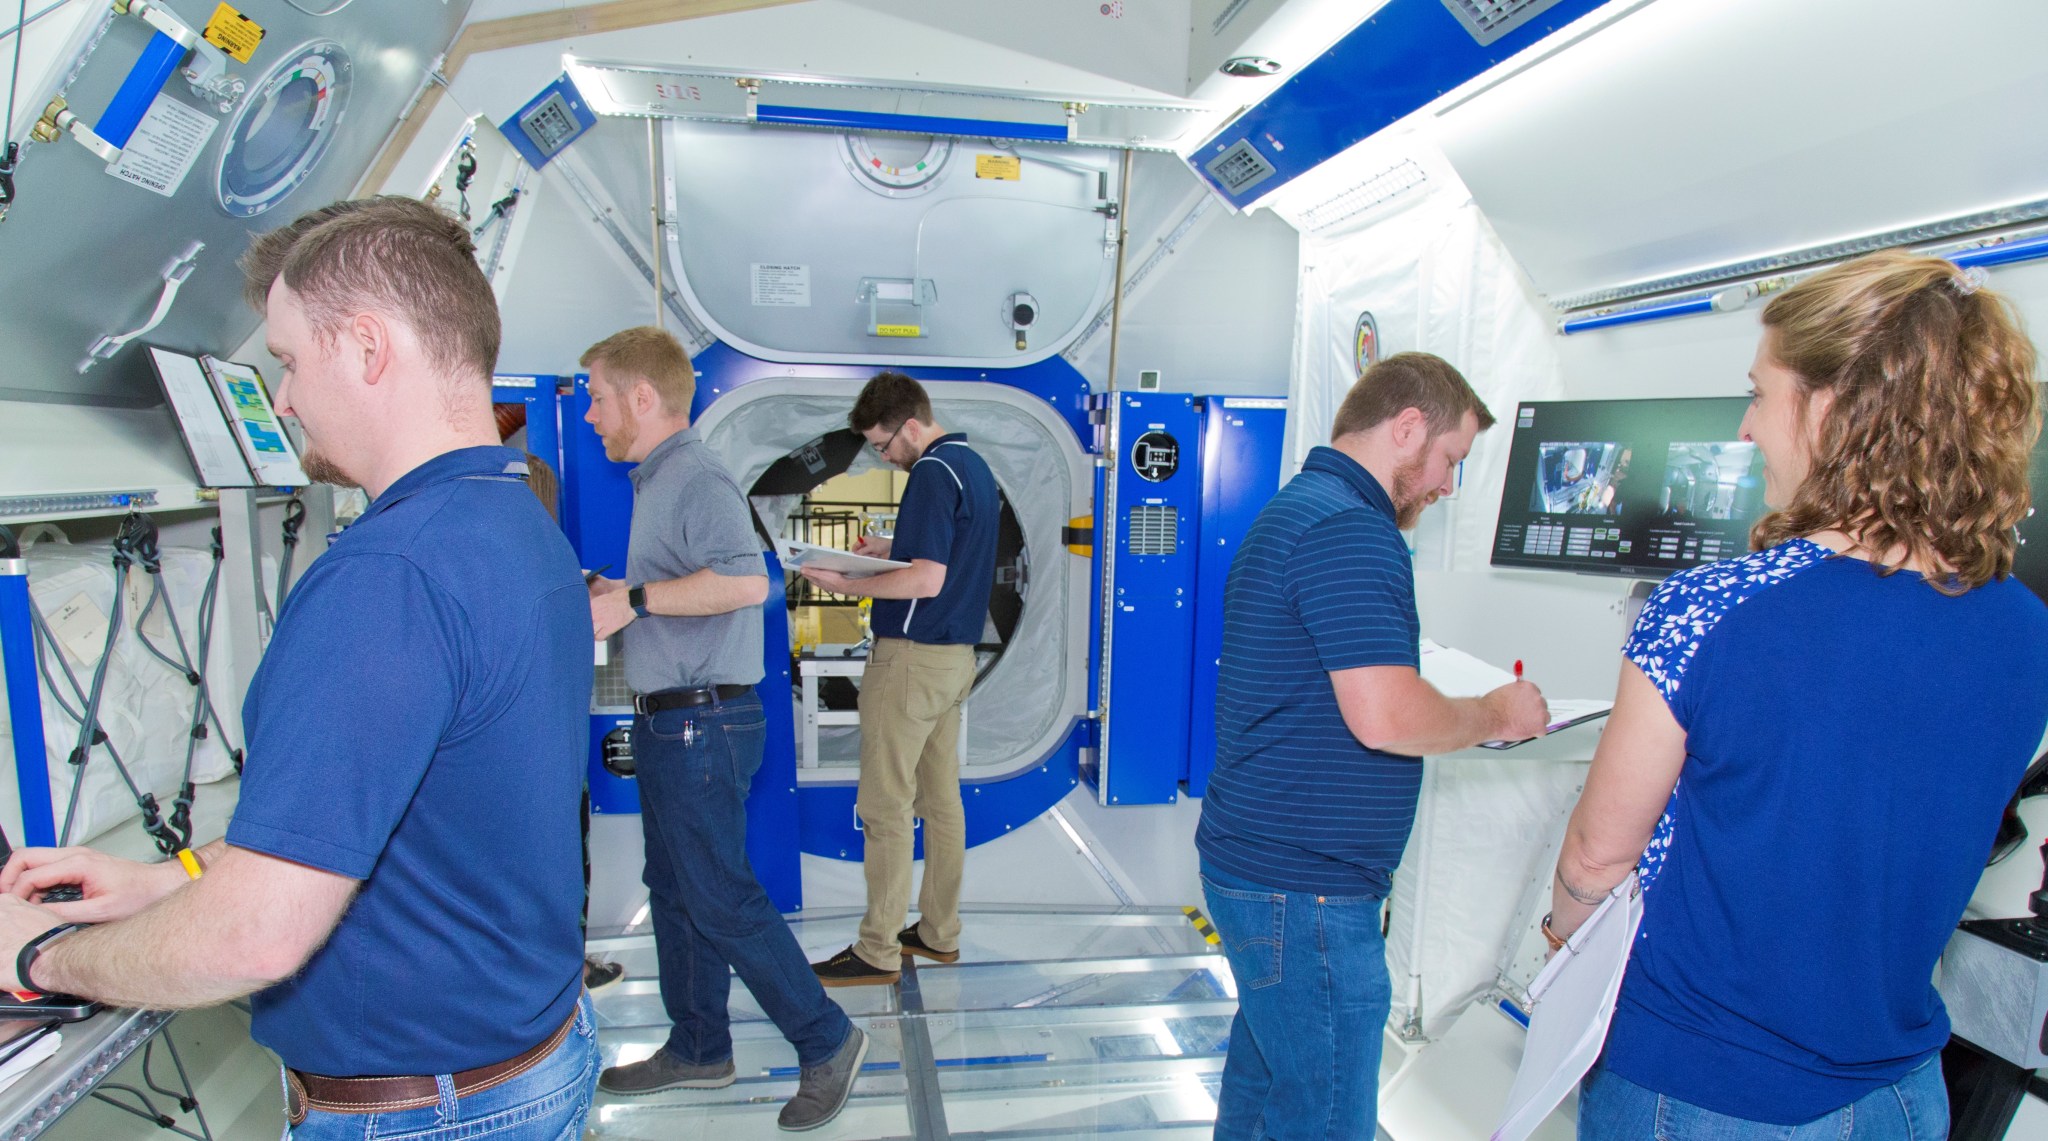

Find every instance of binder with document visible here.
[1491,872,1644,1141]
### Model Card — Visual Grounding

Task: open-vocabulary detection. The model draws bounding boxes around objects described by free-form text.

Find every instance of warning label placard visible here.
[203,3,265,64]
[975,154,1021,180]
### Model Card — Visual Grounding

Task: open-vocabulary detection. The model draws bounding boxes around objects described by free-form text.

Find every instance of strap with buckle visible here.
[632,683,753,715]
[287,1002,577,1121]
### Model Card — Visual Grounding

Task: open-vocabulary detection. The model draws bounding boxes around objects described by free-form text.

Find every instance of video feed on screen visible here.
[1659,442,1764,522]
[1491,397,1761,578]
[1530,441,1631,516]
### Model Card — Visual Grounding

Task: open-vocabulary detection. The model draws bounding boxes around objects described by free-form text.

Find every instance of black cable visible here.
[454,143,477,222]
[275,496,304,611]
[131,535,242,849]
[472,188,520,239]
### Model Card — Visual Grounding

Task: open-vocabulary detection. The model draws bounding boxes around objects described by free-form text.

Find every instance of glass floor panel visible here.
[584,906,1235,1139]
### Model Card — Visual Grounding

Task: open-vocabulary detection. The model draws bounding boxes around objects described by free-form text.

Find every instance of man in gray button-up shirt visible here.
[578,327,863,1132]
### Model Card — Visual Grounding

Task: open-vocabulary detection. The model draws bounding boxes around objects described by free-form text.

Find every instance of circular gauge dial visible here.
[842,132,952,197]
[217,40,352,218]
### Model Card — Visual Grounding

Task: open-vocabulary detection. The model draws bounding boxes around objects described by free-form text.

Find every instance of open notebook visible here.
[1417,639,1613,749]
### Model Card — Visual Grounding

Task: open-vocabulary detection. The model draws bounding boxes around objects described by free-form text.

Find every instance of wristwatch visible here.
[627,584,650,618]
[17,923,82,993]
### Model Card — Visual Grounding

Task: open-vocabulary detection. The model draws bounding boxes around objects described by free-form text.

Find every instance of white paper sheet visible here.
[776,538,910,578]
[1418,639,1613,747]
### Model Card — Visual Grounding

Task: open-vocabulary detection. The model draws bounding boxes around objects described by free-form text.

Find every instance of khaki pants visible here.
[854,637,975,970]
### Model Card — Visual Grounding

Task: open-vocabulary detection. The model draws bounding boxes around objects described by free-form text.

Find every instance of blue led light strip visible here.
[755,104,1067,143]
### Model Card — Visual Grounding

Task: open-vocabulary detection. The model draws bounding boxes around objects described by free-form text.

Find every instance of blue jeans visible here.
[1201,864,1391,1141]
[1578,1056,1949,1141]
[286,992,598,1140]
[636,693,852,1067]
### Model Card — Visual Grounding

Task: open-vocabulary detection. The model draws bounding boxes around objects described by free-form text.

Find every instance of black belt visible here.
[633,684,753,714]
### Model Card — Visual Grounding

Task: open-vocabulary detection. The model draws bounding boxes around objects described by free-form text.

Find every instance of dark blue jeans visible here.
[635,693,852,1067]
[1202,864,1391,1141]
[286,992,598,1140]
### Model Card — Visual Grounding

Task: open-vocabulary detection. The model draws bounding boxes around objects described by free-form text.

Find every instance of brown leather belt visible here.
[284,1003,578,1125]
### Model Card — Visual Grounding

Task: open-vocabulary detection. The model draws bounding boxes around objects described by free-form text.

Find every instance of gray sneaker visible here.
[598,1047,736,1095]
[777,1026,868,1132]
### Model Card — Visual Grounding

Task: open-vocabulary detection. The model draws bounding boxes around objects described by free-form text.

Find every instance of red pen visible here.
[1513,659,1524,681]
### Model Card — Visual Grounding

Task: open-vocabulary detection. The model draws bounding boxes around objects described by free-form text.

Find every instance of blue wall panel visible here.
[1094,393,1202,805]
[1186,398,1288,797]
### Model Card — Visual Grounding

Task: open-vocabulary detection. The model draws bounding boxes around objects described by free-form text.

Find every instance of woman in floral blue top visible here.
[1551,250,2048,1139]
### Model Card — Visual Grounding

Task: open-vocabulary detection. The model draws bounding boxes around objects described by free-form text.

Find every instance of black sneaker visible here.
[898,924,959,964]
[810,946,899,988]
[583,956,624,992]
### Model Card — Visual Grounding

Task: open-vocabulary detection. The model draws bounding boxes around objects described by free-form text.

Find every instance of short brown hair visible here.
[239,196,472,311]
[849,370,933,434]
[1752,250,2039,593]
[580,326,696,416]
[1331,351,1496,440]
[263,200,501,382]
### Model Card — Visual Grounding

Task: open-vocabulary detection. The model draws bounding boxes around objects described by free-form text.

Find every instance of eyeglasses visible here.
[869,420,905,459]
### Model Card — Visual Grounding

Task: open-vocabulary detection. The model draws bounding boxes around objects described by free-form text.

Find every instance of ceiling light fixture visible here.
[1219,56,1283,77]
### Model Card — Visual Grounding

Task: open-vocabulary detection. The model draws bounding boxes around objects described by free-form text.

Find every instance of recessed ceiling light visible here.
[1220,56,1283,77]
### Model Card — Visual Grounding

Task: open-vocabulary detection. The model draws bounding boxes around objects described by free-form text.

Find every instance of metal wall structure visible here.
[685,344,1093,865]
[660,119,1120,369]
[0,0,468,410]
[1185,396,1288,798]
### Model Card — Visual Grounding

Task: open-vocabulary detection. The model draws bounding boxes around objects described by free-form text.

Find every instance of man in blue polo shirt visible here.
[0,199,598,1141]
[1197,352,1549,1140]
[799,370,998,987]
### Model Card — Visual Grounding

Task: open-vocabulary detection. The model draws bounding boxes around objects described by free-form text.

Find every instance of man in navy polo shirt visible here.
[0,199,599,1141]
[1197,352,1549,1140]
[800,370,998,987]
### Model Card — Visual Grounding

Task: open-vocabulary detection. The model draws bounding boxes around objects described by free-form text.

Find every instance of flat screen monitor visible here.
[1491,397,1764,578]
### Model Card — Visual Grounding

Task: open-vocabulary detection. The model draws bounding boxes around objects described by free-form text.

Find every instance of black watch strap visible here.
[628,584,649,618]
[18,923,82,994]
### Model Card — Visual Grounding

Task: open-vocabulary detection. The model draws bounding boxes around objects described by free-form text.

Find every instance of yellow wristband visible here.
[175,849,203,880]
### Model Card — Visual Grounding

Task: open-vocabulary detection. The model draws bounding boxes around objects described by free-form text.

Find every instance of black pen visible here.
[583,563,613,584]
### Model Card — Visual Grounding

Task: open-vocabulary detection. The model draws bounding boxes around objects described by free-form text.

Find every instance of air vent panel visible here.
[1204,140,1277,196]
[1128,505,1180,556]
[1440,0,1570,46]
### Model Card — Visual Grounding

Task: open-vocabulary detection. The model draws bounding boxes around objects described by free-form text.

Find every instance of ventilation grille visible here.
[1440,0,1569,46]
[1204,140,1277,195]
[1295,159,1429,232]
[592,638,633,712]
[1128,505,1179,555]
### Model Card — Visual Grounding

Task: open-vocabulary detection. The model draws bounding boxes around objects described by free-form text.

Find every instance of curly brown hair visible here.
[1751,249,2039,593]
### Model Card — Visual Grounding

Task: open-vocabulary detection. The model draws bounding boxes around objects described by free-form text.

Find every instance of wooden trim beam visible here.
[357,0,809,195]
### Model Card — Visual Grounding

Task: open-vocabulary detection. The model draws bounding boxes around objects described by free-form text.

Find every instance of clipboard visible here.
[775,538,910,578]
[1481,701,1614,750]
[1491,872,1644,1141]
